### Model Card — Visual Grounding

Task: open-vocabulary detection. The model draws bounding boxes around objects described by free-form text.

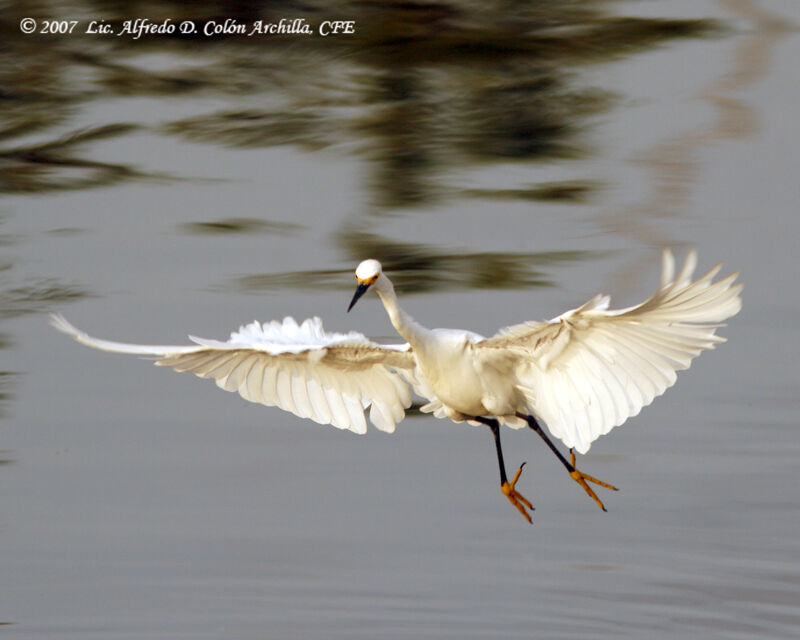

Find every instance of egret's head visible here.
[348,259,382,312]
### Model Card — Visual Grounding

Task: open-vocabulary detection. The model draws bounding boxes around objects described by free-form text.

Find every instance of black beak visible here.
[347,282,370,312]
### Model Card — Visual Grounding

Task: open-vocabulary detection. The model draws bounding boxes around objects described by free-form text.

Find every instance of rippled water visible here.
[2,0,799,637]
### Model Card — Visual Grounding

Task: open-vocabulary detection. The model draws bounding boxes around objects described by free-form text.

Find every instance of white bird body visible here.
[415,329,501,418]
[51,250,742,457]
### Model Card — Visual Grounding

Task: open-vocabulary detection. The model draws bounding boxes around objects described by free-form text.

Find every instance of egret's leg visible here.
[473,416,534,524]
[516,413,617,511]
[569,448,614,492]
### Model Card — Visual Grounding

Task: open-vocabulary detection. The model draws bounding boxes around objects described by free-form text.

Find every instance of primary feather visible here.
[479,249,742,452]
[50,314,416,434]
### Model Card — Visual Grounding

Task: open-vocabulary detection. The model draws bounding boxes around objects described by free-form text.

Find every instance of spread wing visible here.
[479,250,743,453]
[50,314,418,434]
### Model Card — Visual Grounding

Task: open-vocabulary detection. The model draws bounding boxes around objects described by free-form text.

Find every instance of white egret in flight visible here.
[51,250,741,523]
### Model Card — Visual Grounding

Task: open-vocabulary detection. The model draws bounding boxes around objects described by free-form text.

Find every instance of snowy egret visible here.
[51,250,741,523]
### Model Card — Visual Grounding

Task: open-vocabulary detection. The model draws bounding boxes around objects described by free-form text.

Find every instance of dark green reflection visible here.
[179,217,303,235]
[0,215,93,424]
[0,1,718,201]
[0,124,160,193]
[164,110,329,151]
[0,280,92,319]
[0,371,15,420]
[232,231,595,295]
[463,180,599,203]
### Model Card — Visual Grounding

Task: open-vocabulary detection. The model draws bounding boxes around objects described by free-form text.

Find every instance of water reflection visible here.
[164,110,331,151]
[595,0,797,292]
[0,0,717,204]
[0,274,89,420]
[179,217,303,235]
[463,180,598,203]
[233,230,594,294]
[0,124,157,193]
[0,220,92,421]
[0,371,13,420]
[0,279,92,318]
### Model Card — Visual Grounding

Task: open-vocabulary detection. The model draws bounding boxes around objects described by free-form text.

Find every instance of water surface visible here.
[2,1,799,637]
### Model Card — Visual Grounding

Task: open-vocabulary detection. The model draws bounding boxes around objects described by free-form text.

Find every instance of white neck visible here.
[373,274,428,346]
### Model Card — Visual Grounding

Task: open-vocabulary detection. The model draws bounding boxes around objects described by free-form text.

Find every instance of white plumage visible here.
[51,249,741,453]
[50,314,415,435]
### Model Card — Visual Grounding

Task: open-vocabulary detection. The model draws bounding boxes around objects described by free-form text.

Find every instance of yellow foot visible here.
[568,451,618,511]
[501,462,534,524]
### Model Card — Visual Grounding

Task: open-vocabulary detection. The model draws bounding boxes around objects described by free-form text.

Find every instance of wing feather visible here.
[287,372,307,418]
[306,376,332,425]
[246,358,268,404]
[50,314,417,434]
[321,370,353,429]
[228,353,260,393]
[260,365,279,408]
[275,369,293,410]
[482,250,742,453]
[191,352,235,377]
[342,392,368,434]
[205,353,245,384]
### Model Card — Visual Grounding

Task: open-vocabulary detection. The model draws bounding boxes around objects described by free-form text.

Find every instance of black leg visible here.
[515,413,575,472]
[516,412,618,511]
[472,416,533,523]
[471,416,509,485]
